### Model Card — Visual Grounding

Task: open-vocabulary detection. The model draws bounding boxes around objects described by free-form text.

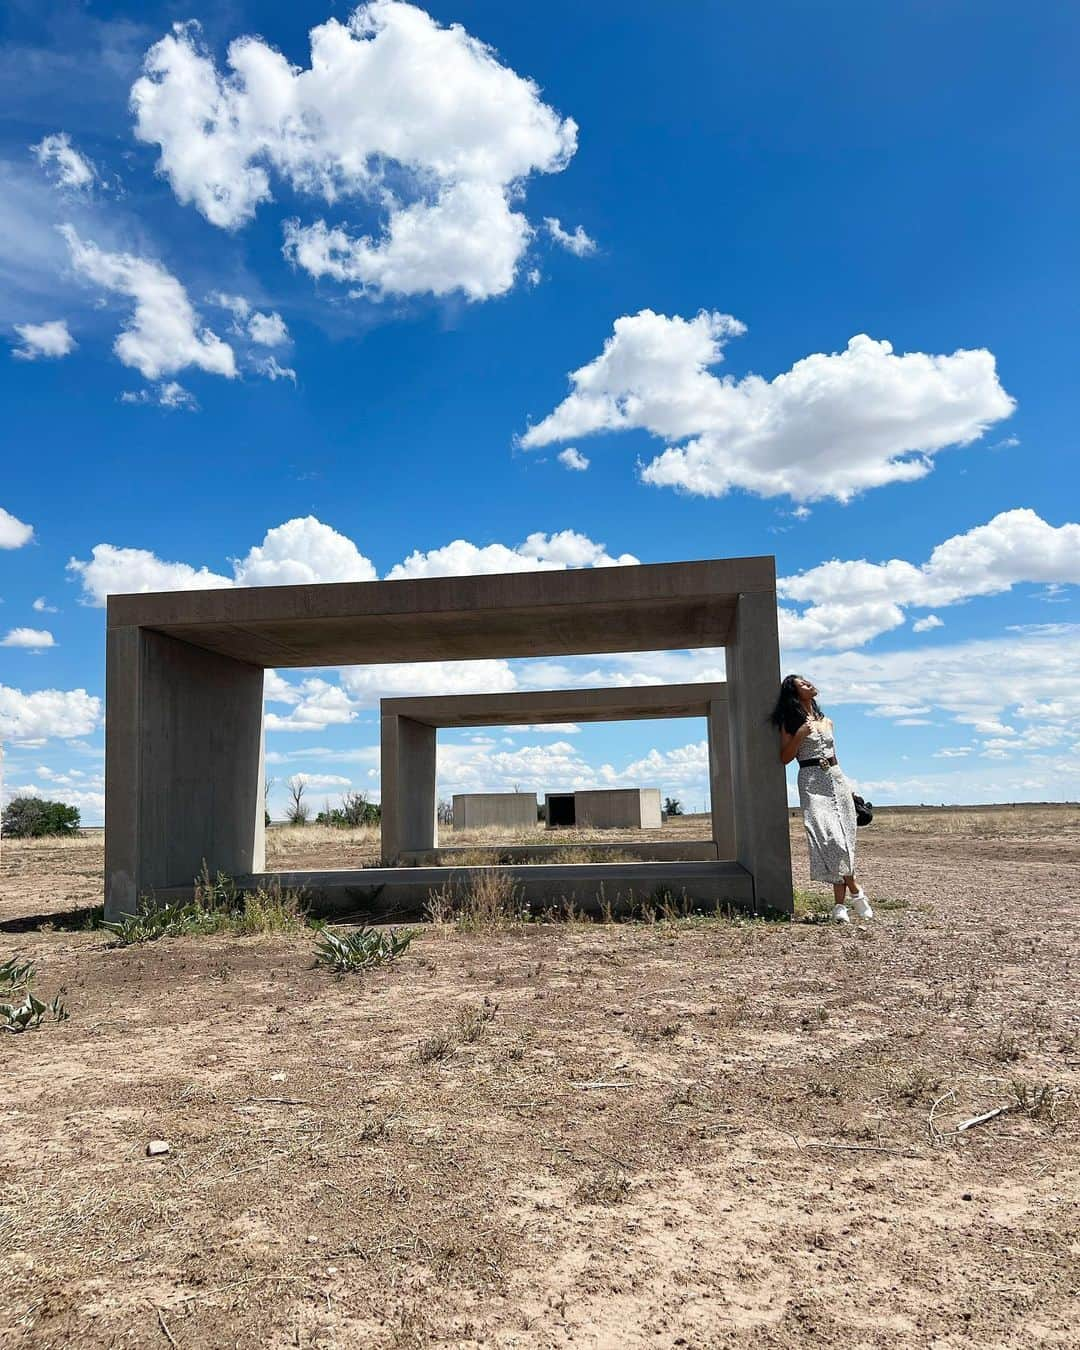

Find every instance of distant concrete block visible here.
[572,788,662,830]
[453,792,537,830]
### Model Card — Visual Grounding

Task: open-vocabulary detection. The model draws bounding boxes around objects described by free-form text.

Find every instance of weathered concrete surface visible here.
[725,590,793,911]
[107,558,773,668]
[400,839,719,865]
[452,793,539,831]
[383,681,727,728]
[380,713,437,866]
[105,628,264,919]
[157,860,755,922]
[573,788,662,830]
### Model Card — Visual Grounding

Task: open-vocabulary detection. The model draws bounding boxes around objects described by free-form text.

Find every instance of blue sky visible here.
[1,0,1077,823]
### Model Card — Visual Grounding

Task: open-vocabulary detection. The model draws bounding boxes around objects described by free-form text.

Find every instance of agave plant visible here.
[314,925,414,974]
[0,990,68,1033]
[0,955,35,990]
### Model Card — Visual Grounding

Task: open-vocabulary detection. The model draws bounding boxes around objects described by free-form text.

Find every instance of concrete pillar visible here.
[380,714,437,864]
[104,627,265,922]
[707,698,736,859]
[725,591,793,913]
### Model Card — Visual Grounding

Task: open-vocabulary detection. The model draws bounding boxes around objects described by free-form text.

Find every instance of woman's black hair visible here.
[769,674,823,734]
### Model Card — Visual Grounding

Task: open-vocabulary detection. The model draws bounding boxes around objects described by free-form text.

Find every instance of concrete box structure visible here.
[453,792,538,831]
[573,788,662,830]
[105,556,792,920]
[383,681,732,866]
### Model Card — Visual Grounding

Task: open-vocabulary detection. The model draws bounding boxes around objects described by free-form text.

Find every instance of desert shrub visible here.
[663,796,683,817]
[0,954,68,1032]
[425,868,527,931]
[2,796,80,839]
[314,925,413,973]
[317,790,381,827]
[104,867,307,945]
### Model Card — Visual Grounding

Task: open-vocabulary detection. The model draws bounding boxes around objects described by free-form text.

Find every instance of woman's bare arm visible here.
[779,719,813,765]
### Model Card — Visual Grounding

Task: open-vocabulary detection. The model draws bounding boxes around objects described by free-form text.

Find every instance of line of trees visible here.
[2,796,81,838]
[278,777,381,827]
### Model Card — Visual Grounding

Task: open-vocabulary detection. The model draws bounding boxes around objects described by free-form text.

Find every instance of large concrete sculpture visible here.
[104,556,792,920]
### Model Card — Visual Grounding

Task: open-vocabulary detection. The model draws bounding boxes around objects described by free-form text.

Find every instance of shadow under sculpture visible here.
[103,556,792,922]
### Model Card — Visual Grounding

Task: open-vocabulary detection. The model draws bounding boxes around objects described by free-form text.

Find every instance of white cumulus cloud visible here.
[12,319,75,360]
[2,628,55,650]
[544,217,596,257]
[31,132,98,190]
[387,529,637,579]
[522,310,1015,503]
[339,659,517,705]
[60,225,236,381]
[69,516,376,605]
[778,509,1080,649]
[132,3,578,301]
[67,545,233,605]
[557,447,589,472]
[912,614,944,633]
[264,679,357,733]
[0,507,34,549]
[234,516,376,587]
[0,684,100,744]
[247,310,288,346]
[120,381,198,410]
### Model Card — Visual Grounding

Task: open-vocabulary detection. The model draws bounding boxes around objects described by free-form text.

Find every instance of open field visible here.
[1,806,1077,1348]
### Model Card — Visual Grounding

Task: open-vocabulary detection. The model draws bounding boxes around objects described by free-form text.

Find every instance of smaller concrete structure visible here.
[453,792,538,831]
[575,788,662,830]
[544,788,663,830]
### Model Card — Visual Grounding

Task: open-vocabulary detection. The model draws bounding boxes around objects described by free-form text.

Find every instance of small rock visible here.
[269,1070,287,1083]
[146,1140,171,1157]
[306,1234,319,1244]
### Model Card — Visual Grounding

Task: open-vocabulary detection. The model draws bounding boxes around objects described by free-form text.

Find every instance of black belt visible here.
[798,756,838,769]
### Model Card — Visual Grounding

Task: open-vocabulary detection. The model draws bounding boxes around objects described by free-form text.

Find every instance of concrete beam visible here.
[106,559,775,668]
[383,681,726,729]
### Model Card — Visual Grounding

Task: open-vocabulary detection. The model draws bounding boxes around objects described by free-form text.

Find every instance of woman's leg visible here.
[832,881,850,922]
[846,875,873,919]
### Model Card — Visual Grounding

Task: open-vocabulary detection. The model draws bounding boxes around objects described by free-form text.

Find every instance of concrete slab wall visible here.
[572,788,661,829]
[725,591,793,912]
[452,793,538,830]
[105,627,264,920]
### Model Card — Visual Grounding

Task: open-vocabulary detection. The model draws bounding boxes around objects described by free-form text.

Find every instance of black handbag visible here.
[853,794,873,827]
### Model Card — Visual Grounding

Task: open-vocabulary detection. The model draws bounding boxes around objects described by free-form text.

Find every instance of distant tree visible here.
[317,790,381,827]
[663,796,683,817]
[264,776,275,828]
[2,796,81,838]
[285,776,310,825]
[437,799,454,826]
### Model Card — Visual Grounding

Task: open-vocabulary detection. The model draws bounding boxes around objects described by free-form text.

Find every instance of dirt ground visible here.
[1,808,1077,1348]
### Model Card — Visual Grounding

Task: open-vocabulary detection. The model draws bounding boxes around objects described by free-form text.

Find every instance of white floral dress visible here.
[797,720,857,884]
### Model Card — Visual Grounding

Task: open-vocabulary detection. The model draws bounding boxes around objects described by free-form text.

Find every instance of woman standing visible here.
[771,675,872,924]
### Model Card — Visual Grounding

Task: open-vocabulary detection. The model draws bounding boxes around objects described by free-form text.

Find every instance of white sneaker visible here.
[849,890,873,920]
[832,903,851,924]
